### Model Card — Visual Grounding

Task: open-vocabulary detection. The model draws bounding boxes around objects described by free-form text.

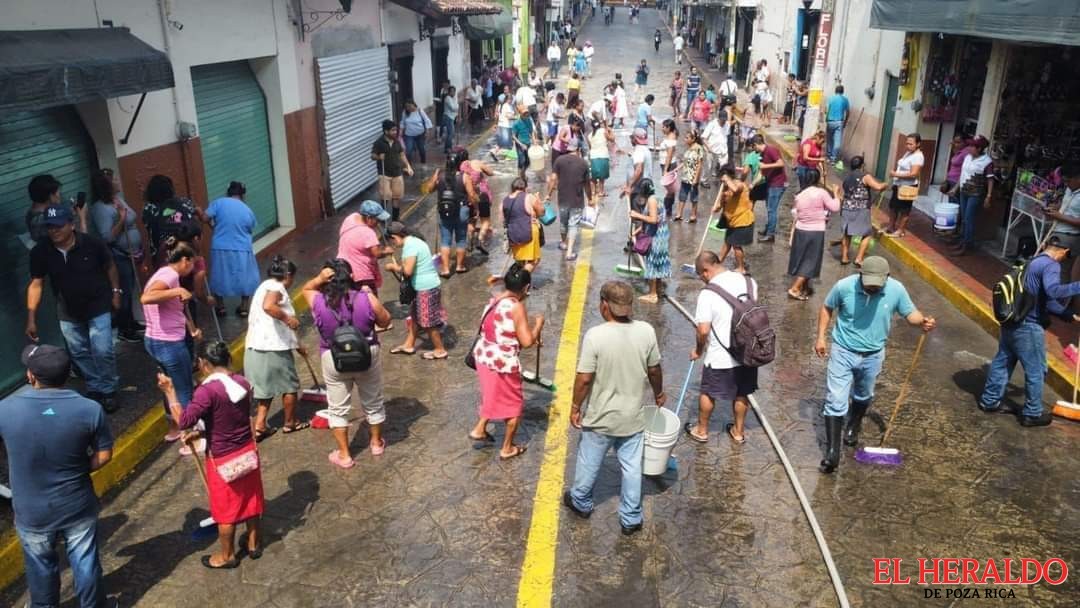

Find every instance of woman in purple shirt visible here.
[158,341,264,569]
[301,260,392,469]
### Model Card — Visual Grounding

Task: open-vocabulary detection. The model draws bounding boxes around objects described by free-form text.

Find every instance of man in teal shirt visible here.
[511,106,534,181]
[814,257,935,473]
[825,85,850,167]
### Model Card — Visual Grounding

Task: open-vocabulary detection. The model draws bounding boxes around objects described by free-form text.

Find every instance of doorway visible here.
[431,36,449,101]
[796,10,820,81]
[875,74,901,180]
[389,42,414,119]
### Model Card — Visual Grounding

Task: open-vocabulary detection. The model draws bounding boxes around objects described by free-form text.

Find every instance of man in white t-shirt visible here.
[588,96,611,125]
[686,251,759,444]
[719,73,739,108]
[515,84,542,141]
[701,112,729,184]
[623,128,653,195]
[546,42,562,79]
[673,34,685,65]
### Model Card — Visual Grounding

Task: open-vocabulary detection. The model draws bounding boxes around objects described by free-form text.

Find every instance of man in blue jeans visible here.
[825,85,850,166]
[814,257,936,473]
[27,205,121,412]
[0,344,113,607]
[564,281,665,535]
[979,237,1080,426]
[752,135,787,242]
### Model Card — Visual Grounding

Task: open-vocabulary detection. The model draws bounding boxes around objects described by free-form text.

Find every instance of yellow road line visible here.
[516,229,595,607]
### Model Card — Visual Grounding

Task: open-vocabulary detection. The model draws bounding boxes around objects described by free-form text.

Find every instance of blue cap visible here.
[359,200,391,221]
[43,205,74,226]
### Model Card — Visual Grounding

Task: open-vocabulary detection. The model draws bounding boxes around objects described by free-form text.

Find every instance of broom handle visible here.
[204,277,224,343]
[300,351,325,391]
[879,332,927,447]
[695,185,724,257]
[1072,335,1080,406]
[186,436,211,495]
[673,360,695,418]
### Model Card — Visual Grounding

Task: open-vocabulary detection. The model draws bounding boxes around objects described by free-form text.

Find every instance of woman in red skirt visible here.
[468,263,544,459]
[158,341,265,569]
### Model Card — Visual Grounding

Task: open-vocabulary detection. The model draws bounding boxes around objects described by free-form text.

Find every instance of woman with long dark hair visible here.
[159,340,264,568]
[839,156,888,267]
[384,222,449,360]
[423,151,473,275]
[246,255,307,441]
[142,174,204,269]
[787,169,841,300]
[302,259,392,467]
[88,169,142,342]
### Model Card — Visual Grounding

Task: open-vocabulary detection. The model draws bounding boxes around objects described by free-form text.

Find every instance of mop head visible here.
[854,446,903,465]
[708,223,726,235]
[614,264,644,277]
[301,386,327,404]
[1052,400,1080,421]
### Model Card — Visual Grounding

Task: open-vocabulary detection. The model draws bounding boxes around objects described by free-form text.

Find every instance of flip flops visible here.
[421,351,449,360]
[725,423,746,444]
[281,421,310,434]
[201,555,241,569]
[389,346,416,355]
[683,422,708,443]
[254,427,277,443]
[499,445,528,460]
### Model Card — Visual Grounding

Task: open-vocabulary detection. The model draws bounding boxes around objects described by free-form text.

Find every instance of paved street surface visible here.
[7,9,1079,607]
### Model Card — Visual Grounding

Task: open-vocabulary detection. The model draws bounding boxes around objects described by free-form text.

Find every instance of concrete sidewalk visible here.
[666,29,1079,407]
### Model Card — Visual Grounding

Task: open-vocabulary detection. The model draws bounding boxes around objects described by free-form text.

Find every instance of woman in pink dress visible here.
[469,263,544,460]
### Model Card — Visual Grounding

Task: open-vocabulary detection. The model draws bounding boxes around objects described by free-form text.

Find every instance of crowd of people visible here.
[5,11,1078,607]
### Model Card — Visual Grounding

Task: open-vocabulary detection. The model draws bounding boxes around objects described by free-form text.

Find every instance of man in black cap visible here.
[370,120,414,221]
[979,236,1080,426]
[27,205,121,412]
[0,344,113,608]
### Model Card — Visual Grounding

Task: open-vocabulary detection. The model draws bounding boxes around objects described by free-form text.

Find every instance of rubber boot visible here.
[844,400,871,447]
[391,206,400,222]
[819,416,844,474]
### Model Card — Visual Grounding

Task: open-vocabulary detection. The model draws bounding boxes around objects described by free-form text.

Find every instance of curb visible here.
[760,132,1077,401]
[0,124,496,594]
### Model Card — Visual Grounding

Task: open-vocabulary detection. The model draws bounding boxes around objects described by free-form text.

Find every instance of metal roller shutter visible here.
[316,47,392,208]
[0,108,94,395]
[192,61,278,238]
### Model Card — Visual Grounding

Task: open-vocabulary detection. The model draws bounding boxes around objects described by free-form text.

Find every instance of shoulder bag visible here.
[465,296,515,369]
[211,444,260,483]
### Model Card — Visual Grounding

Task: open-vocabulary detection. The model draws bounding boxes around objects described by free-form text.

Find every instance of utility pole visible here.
[726,0,737,76]
[801,0,836,141]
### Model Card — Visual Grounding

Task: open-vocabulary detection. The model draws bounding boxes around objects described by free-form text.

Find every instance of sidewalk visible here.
[0,116,497,590]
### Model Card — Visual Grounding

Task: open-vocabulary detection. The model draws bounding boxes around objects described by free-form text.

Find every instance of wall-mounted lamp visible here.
[418,16,437,40]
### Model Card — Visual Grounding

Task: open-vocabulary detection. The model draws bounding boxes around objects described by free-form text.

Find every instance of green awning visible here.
[870,0,1080,47]
[462,12,512,40]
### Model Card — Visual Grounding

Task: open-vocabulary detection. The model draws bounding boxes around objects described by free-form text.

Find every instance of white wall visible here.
[296,0,383,109]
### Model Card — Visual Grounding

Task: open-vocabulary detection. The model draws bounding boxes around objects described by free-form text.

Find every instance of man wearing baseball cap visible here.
[814,256,936,473]
[27,204,122,411]
[623,127,654,197]
[0,344,114,607]
[370,120,413,222]
[564,281,665,535]
[978,236,1080,426]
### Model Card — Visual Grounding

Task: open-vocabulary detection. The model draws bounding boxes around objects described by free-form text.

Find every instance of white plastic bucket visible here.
[527,145,545,171]
[933,202,959,230]
[642,406,681,476]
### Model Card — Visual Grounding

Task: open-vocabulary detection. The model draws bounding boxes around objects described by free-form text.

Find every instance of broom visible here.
[521,332,556,391]
[1053,337,1080,421]
[665,359,697,471]
[298,350,328,404]
[615,194,644,277]
[854,333,927,465]
[204,277,224,342]
[680,186,723,274]
[184,434,218,538]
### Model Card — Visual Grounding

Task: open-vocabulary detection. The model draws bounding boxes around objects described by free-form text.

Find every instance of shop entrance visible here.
[389,43,414,119]
[876,74,900,181]
[733,7,756,82]
[795,10,820,82]
[431,36,449,104]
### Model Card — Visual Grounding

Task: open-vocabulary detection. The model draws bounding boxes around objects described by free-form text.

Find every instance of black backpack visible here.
[992,261,1035,326]
[705,277,776,367]
[437,173,465,222]
[328,292,372,372]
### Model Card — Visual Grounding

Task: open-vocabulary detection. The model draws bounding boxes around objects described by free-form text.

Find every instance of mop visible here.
[298,350,328,404]
[614,194,644,277]
[680,189,722,275]
[662,293,850,607]
[1052,338,1080,421]
[854,332,927,466]
[521,332,556,391]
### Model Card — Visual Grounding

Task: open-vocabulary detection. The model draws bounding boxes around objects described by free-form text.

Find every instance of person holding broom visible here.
[160,341,265,569]
[814,257,935,474]
[469,262,544,460]
[713,167,755,275]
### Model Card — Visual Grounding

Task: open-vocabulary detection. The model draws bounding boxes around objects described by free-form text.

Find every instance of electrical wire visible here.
[663,294,850,608]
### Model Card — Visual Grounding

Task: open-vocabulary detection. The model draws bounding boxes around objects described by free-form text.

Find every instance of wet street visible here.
[10,8,1079,607]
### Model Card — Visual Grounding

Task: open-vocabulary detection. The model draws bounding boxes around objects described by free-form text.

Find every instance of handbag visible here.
[633,231,653,255]
[398,274,417,306]
[898,185,919,201]
[539,201,558,225]
[749,181,769,202]
[538,224,547,247]
[211,444,260,483]
[465,296,514,369]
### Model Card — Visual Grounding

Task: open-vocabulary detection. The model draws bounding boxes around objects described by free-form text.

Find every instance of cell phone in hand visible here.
[75,191,86,209]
